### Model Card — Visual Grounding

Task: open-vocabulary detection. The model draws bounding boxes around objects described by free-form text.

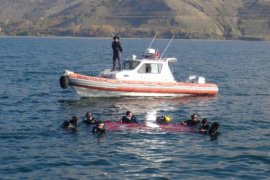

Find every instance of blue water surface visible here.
[0,37,270,179]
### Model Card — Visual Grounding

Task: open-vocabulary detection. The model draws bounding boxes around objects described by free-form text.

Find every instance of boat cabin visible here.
[99,55,177,82]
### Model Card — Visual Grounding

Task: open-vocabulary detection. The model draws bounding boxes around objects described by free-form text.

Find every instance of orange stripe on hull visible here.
[76,84,217,95]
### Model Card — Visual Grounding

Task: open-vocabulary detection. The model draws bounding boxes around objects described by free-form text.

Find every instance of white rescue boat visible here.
[60,47,218,97]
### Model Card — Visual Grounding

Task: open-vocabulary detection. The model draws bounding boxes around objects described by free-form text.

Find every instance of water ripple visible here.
[0,38,270,179]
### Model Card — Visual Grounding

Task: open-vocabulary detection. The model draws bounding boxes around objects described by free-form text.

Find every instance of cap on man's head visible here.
[113,35,119,40]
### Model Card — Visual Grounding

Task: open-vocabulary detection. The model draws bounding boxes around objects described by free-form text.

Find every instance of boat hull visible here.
[64,72,219,97]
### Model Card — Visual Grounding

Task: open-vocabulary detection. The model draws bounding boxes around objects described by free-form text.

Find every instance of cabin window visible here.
[137,63,162,74]
[123,61,140,70]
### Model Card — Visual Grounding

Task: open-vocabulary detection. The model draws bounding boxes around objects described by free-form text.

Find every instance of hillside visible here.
[0,0,269,40]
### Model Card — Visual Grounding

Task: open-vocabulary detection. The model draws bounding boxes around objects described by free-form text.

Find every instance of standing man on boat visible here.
[112,35,123,71]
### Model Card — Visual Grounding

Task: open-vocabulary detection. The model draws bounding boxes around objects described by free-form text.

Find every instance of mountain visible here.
[0,0,269,40]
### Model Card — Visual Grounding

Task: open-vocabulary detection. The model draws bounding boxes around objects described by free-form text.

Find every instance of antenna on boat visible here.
[160,34,175,59]
[148,32,158,49]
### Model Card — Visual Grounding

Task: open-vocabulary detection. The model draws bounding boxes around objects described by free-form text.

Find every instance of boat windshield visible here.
[123,60,140,70]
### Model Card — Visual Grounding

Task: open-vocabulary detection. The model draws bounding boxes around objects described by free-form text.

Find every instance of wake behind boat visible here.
[59,37,218,97]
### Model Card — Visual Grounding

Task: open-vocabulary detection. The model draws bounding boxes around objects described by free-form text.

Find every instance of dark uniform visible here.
[112,36,123,71]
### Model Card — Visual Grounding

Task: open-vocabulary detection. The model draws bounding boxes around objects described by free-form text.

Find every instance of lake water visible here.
[0,37,269,179]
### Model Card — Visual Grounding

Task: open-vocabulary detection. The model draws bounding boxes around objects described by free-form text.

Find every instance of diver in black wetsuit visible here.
[121,111,138,123]
[200,118,211,133]
[82,112,97,125]
[61,116,78,131]
[181,113,200,127]
[92,121,106,134]
[208,122,219,136]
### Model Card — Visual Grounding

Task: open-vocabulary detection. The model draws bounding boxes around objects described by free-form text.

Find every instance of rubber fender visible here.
[60,75,69,89]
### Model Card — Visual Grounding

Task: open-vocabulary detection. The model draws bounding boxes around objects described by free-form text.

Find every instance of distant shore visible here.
[0,35,268,41]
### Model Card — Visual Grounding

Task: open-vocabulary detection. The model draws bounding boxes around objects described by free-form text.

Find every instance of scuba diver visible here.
[208,122,220,136]
[92,121,106,134]
[61,116,78,131]
[82,112,96,125]
[199,119,220,137]
[121,111,138,123]
[199,118,211,133]
[181,113,201,127]
[156,115,172,124]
